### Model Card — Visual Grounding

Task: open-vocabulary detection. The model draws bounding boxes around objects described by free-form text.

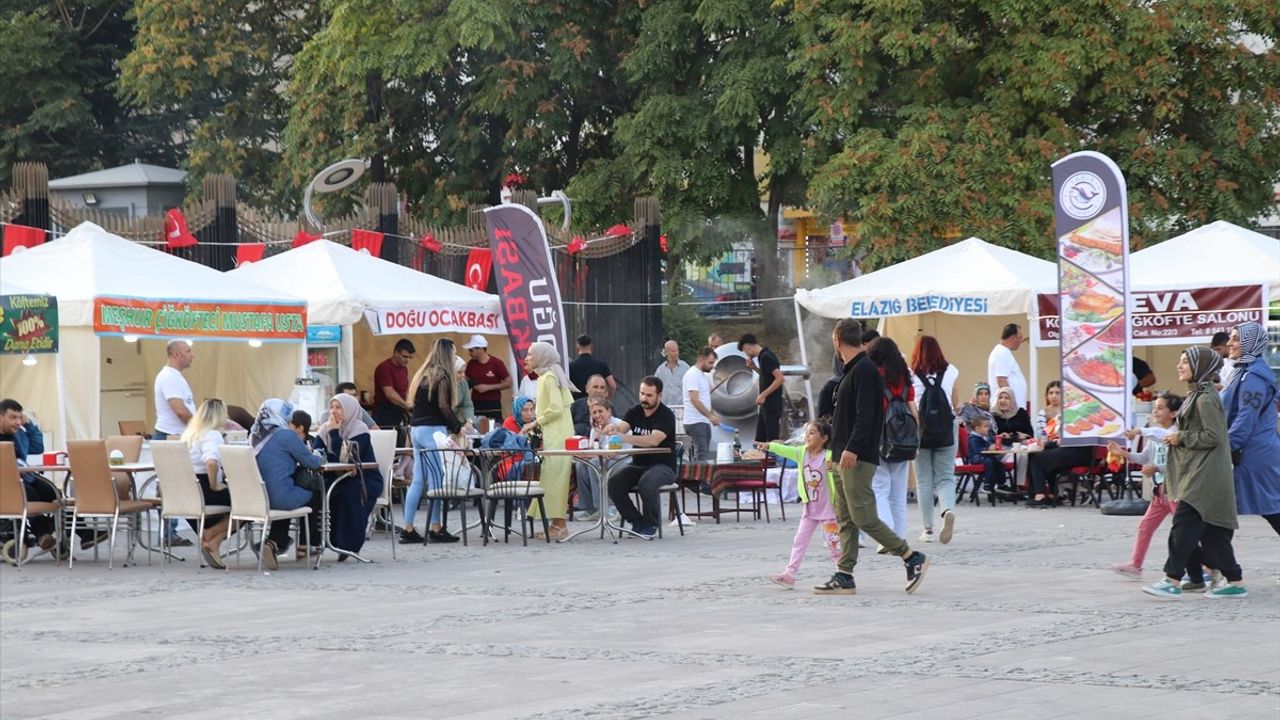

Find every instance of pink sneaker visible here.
[769,572,796,589]
[1110,563,1142,580]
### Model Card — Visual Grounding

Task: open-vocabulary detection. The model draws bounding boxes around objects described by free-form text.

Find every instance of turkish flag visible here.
[2,224,45,256]
[464,248,492,291]
[163,208,198,249]
[236,243,266,266]
[351,228,384,257]
[567,235,588,256]
[293,230,322,248]
[420,233,442,253]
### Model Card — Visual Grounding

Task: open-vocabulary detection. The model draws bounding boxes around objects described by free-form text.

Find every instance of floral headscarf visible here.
[250,398,292,456]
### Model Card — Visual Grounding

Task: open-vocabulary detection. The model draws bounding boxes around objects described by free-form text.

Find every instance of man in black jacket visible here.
[817,318,930,595]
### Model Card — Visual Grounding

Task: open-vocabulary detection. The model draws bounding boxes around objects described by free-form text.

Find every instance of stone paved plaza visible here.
[1,500,1278,719]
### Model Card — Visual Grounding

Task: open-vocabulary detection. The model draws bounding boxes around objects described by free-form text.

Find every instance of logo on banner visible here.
[485,205,568,368]
[1059,172,1107,220]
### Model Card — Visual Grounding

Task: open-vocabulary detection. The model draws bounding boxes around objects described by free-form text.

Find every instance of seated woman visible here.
[992,387,1034,443]
[312,393,384,560]
[250,398,324,570]
[503,396,542,449]
[1036,381,1062,444]
[181,398,233,569]
[958,382,996,428]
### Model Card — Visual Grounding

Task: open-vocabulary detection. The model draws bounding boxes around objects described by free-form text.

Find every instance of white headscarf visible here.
[526,341,577,394]
[250,398,292,456]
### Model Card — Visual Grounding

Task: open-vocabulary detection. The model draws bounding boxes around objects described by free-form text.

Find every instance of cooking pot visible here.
[710,353,759,419]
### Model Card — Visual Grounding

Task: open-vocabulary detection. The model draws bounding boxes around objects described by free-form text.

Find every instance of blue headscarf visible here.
[511,395,533,425]
[250,398,293,455]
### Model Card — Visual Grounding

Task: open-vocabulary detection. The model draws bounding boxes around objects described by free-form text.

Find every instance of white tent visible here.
[227,240,511,410]
[0,222,307,441]
[794,237,1059,414]
[1131,220,1279,297]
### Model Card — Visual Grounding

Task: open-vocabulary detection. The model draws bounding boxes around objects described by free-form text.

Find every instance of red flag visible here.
[567,235,588,256]
[236,243,266,266]
[605,223,631,238]
[293,230,322,248]
[659,234,668,253]
[351,228,384,256]
[3,224,46,256]
[163,208,198,249]
[464,248,492,291]
[420,233,442,253]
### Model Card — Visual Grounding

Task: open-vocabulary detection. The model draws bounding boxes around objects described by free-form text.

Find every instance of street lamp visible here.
[303,159,367,229]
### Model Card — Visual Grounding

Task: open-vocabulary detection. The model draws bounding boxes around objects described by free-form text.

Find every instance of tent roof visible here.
[0,222,304,326]
[1130,221,1279,295]
[226,239,501,326]
[48,161,187,189]
[795,237,1057,318]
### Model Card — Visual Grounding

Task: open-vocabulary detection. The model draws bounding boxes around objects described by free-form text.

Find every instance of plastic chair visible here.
[219,445,312,572]
[150,440,231,568]
[66,440,153,569]
[117,420,149,437]
[0,442,63,567]
[366,429,398,558]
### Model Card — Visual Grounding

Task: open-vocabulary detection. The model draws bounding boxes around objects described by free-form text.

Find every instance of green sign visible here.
[0,294,59,354]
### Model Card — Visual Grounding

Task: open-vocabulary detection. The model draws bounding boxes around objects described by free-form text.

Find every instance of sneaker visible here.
[398,528,425,544]
[673,513,696,527]
[769,572,796,589]
[578,511,601,523]
[1207,582,1247,599]
[918,529,935,543]
[939,510,955,544]
[904,551,930,594]
[427,529,461,544]
[261,540,279,571]
[1143,578,1182,599]
[1181,581,1207,593]
[629,523,657,540]
[813,572,857,595]
[1209,569,1224,586]
[875,544,890,555]
[166,536,194,548]
[1110,563,1142,580]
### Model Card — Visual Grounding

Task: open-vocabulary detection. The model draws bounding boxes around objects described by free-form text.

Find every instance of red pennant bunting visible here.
[236,243,266,266]
[163,208,198,249]
[351,228,384,257]
[2,224,46,256]
[464,248,493,291]
[604,223,631,238]
[567,235,588,256]
[420,233,442,253]
[659,234,668,253]
[293,230,322,248]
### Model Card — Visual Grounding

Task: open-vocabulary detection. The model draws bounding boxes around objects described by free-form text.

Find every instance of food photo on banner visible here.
[1051,151,1132,446]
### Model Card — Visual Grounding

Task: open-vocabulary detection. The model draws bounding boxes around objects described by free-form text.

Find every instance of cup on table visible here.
[42,450,67,465]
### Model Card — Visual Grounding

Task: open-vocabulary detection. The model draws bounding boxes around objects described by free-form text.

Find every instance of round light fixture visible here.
[22,355,37,366]
[123,334,139,343]
[248,339,263,348]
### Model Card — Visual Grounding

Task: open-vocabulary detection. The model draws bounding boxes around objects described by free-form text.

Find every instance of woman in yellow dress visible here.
[522,341,576,540]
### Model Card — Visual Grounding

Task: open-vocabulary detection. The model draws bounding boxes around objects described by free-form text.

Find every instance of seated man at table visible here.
[571,374,609,436]
[604,376,677,539]
[574,397,626,520]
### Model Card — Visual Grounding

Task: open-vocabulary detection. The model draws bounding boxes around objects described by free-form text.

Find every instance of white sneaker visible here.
[670,513,696,527]
[918,530,935,543]
[939,510,955,545]
[578,511,601,522]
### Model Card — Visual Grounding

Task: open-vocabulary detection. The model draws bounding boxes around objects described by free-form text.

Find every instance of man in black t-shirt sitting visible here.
[603,376,676,539]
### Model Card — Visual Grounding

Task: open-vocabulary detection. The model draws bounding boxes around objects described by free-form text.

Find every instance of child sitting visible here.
[757,420,841,589]
[289,410,313,443]
[966,417,1005,493]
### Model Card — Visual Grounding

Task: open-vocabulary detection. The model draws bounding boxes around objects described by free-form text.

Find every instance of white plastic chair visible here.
[219,445,312,573]
[150,440,230,568]
[366,429,398,558]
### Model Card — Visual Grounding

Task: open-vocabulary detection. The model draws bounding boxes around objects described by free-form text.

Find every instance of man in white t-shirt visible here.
[154,339,196,544]
[987,323,1028,410]
[681,346,719,462]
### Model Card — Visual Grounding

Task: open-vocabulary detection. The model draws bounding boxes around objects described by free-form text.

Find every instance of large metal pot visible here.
[710,353,759,419]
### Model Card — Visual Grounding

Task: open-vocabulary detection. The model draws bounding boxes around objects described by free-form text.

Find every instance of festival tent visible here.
[794,237,1060,415]
[0,222,308,441]
[227,240,512,413]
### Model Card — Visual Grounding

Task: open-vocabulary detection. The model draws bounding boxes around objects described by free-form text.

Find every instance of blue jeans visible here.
[915,445,957,531]
[405,425,446,529]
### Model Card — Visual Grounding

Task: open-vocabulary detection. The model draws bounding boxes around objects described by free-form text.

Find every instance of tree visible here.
[0,1,180,184]
[790,0,1280,268]
[119,0,325,209]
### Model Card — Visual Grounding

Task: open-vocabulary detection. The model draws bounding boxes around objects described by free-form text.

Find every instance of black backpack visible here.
[916,371,956,449]
[880,386,920,462]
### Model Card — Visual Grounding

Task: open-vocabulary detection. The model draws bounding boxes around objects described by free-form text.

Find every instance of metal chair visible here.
[0,442,63,567]
[66,440,153,569]
[421,444,485,546]
[219,445,312,572]
[150,440,231,568]
[478,449,550,546]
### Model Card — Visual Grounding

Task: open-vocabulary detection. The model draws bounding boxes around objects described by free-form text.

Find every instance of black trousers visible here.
[22,477,96,542]
[473,400,504,422]
[755,406,782,443]
[186,474,231,533]
[1163,501,1242,583]
[607,463,675,527]
[267,490,322,548]
[1028,446,1094,494]
[1265,513,1280,535]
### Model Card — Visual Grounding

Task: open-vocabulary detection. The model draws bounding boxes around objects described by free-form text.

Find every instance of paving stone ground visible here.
[1,499,1277,719]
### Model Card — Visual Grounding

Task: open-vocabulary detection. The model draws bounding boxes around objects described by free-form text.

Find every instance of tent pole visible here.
[340,329,355,383]
[1027,309,1038,417]
[793,298,815,420]
[55,350,67,449]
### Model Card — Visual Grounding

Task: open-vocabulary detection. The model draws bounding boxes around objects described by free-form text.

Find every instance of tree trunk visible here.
[365,72,386,182]
[758,173,792,339]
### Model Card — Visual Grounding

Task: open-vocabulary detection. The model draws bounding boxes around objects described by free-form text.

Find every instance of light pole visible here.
[303,158,367,229]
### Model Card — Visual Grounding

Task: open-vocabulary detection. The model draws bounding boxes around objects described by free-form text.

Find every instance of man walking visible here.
[653,340,690,408]
[372,339,415,428]
[739,333,784,442]
[604,376,678,540]
[818,318,930,595]
[682,346,719,462]
[987,323,1027,410]
[463,334,511,422]
[154,339,196,546]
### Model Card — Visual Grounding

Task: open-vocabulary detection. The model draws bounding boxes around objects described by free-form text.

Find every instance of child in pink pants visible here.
[1108,392,1181,578]
[758,420,840,589]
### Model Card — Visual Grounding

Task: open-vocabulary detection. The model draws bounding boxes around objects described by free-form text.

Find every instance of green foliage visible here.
[662,282,709,363]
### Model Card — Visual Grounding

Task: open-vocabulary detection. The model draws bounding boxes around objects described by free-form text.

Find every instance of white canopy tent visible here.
[227,240,511,412]
[794,237,1059,415]
[0,222,307,441]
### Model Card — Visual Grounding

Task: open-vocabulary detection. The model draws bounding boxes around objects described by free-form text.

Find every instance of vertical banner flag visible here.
[464,248,493,292]
[1051,151,1131,446]
[485,204,568,372]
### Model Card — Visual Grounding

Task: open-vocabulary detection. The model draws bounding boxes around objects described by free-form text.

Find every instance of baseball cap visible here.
[463,334,488,350]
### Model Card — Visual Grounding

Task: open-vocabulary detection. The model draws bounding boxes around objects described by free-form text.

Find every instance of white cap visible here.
[463,334,488,350]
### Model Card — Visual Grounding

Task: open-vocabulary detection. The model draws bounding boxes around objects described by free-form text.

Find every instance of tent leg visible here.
[793,298,815,421]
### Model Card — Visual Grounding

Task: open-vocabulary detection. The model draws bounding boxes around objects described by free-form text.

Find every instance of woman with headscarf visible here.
[313,393,384,557]
[251,398,324,570]
[523,341,576,540]
[958,382,996,429]
[403,338,464,544]
[503,395,543,449]
[1222,321,1280,535]
[992,387,1034,443]
[453,356,476,429]
[1144,346,1244,599]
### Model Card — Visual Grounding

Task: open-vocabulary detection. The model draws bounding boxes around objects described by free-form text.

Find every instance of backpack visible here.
[880,386,920,462]
[916,371,956,449]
